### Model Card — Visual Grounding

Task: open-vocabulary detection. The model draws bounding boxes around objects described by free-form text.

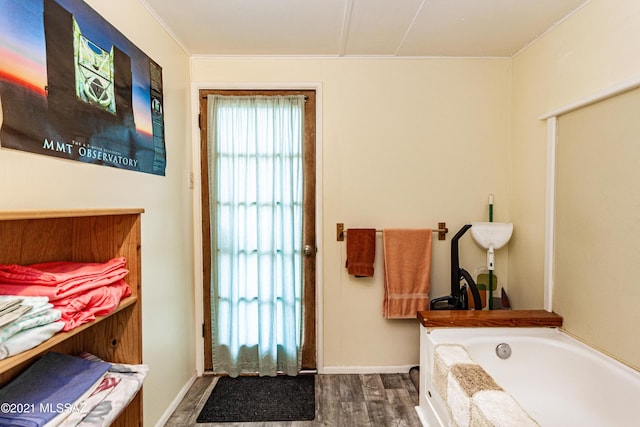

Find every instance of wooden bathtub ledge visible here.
[417,310,563,328]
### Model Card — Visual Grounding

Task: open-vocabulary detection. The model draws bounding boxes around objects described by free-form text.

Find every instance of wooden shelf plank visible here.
[0,208,144,221]
[0,296,137,372]
[417,309,563,328]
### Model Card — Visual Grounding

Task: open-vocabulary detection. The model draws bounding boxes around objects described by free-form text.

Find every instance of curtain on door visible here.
[207,94,305,377]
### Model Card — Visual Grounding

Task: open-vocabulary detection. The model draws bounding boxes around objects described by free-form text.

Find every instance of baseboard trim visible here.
[153,372,198,427]
[321,364,417,374]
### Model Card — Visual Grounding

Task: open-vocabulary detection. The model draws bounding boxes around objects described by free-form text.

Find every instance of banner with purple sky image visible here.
[0,0,166,175]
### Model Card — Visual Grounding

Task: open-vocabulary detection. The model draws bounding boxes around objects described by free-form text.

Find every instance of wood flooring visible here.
[164,373,422,426]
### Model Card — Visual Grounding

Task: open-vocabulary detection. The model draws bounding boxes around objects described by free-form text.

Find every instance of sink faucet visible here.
[430,224,483,310]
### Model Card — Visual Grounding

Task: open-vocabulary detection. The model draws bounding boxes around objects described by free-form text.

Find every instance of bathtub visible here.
[416,326,640,427]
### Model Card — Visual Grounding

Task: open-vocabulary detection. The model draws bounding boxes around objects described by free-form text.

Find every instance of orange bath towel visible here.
[382,229,432,319]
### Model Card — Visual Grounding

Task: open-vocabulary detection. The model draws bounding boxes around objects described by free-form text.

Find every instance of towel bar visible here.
[336,222,448,241]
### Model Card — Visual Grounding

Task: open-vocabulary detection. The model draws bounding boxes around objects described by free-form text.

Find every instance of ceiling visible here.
[140,0,589,57]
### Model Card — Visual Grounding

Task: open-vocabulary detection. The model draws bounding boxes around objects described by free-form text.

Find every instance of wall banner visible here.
[0,0,166,176]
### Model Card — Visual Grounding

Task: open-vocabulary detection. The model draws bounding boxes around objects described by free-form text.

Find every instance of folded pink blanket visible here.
[0,258,129,302]
[53,280,131,331]
[0,257,127,286]
[0,269,129,302]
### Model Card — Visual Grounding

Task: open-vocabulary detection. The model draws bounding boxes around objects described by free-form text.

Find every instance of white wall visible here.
[191,57,512,370]
[510,0,640,363]
[0,1,194,425]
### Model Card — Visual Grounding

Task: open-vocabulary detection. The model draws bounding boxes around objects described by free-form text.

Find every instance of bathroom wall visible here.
[510,0,640,364]
[5,0,636,421]
[191,57,512,370]
[0,1,194,425]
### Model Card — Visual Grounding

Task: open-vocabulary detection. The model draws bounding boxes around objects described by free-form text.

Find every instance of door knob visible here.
[303,245,315,257]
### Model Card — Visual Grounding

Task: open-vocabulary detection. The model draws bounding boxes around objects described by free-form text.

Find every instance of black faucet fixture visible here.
[429,224,483,310]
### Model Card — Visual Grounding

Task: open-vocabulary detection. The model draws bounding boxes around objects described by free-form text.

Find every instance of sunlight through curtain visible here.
[207,94,304,377]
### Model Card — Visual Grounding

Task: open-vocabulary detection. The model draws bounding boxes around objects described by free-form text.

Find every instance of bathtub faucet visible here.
[430,224,483,310]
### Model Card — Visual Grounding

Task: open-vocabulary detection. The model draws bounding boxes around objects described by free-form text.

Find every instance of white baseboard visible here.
[153,372,198,427]
[321,364,417,374]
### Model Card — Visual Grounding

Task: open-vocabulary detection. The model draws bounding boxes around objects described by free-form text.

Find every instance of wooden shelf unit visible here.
[0,209,144,427]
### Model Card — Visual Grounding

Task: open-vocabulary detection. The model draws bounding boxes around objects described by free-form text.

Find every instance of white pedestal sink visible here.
[471,222,513,270]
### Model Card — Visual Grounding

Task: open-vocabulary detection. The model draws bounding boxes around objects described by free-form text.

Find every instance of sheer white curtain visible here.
[207,94,304,377]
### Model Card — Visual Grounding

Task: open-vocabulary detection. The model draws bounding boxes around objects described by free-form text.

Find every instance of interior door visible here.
[199,89,316,371]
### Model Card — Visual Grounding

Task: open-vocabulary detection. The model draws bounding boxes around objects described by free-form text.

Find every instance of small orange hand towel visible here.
[345,228,377,277]
[382,229,432,319]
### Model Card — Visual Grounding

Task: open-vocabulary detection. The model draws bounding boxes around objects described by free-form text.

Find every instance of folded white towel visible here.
[0,296,52,328]
[471,390,540,426]
[0,295,49,306]
[0,298,24,315]
[0,321,65,360]
[0,304,33,328]
[0,309,61,343]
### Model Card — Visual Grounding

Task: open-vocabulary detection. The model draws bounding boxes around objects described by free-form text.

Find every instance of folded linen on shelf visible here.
[43,373,117,427]
[0,296,63,359]
[0,259,131,334]
[48,353,148,427]
[0,308,62,344]
[0,321,65,360]
[64,366,147,427]
[0,303,33,328]
[0,268,129,302]
[0,258,127,287]
[52,280,131,332]
[0,352,111,427]
[0,298,23,314]
[0,295,50,310]
[10,297,53,319]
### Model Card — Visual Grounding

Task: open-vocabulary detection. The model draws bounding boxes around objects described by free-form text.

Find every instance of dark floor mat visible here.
[196,375,316,423]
